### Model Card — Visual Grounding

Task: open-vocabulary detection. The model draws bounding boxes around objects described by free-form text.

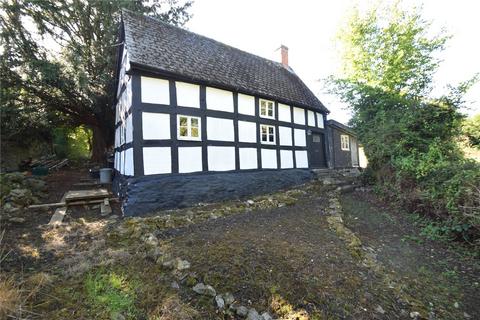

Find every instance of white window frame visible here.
[177,115,201,141]
[341,134,350,151]
[260,124,276,144]
[259,99,275,119]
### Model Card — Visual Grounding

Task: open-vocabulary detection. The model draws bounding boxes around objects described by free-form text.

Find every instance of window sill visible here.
[178,136,202,141]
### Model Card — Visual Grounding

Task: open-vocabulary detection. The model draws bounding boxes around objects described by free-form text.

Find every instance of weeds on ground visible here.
[85,269,139,319]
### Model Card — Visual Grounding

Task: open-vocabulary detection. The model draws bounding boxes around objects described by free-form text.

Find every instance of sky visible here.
[185,0,480,124]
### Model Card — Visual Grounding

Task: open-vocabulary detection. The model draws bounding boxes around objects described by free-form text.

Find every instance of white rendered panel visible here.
[176,82,200,108]
[316,113,324,128]
[278,103,291,122]
[295,150,309,168]
[120,123,125,146]
[207,117,234,141]
[115,127,120,148]
[239,148,258,170]
[125,115,133,143]
[238,94,255,116]
[294,128,306,147]
[141,76,170,105]
[280,150,294,169]
[142,112,170,140]
[208,146,235,171]
[279,126,292,146]
[238,121,257,143]
[124,148,134,176]
[206,87,234,112]
[143,147,171,175]
[293,107,305,125]
[307,110,315,127]
[178,147,203,173]
[261,149,277,169]
[120,150,125,175]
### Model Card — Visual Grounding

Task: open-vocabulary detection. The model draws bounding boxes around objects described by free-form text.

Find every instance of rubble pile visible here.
[1,172,48,222]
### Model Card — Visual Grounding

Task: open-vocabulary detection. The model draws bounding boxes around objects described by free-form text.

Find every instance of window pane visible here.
[260,100,266,108]
[262,133,267,141]
[191,117,199,127]
[191,127,199,137]
[261,105,266,115]
[179,117,188,126]
[268,127,274,134]
[179,126,188,136]
[269,134,274,142]
[261,126,267,134]
[268,108,273,117]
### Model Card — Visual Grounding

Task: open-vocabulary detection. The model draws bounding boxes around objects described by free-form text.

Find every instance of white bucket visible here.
[99,168,113,183]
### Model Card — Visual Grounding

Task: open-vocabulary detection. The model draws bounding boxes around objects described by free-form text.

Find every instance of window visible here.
[260,99,274,119]
[177,115,201,140]
[261,124,275,144]
[341,135,350,151]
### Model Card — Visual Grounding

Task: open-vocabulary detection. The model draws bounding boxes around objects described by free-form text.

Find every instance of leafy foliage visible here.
[0,0,192,161]
[462,114,480,148]
[331,1,480,244]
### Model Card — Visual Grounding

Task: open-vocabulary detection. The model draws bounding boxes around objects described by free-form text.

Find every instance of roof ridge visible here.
[121,8,292,73]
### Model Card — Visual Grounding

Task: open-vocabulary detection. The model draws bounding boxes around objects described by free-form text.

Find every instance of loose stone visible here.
[192,283,216,297]
[246,308,262,320]
[223,292,235,305]
[261,312,273,320]
[215,295,225,309]
[236,305,248,317]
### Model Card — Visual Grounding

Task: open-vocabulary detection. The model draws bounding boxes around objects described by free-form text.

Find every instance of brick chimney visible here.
[280,45,289,67]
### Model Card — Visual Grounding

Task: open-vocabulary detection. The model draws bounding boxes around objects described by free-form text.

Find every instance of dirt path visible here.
[341,192,480,319]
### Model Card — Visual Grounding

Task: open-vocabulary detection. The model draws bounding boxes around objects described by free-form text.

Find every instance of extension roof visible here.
[121,9,328,113]
[327,120,356,136]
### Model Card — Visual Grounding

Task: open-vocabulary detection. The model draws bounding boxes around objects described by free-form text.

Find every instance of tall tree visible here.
[0,0,192,162]
[337,1,447,97]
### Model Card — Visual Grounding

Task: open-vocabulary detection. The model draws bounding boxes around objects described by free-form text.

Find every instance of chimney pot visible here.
[280,44,289,67]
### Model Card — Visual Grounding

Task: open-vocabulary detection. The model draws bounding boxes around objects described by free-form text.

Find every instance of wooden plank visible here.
[28,197,118,210]
[49,206,67,226]
[100,199,112,215]
[28,202,67,209]
[64,189,109,202]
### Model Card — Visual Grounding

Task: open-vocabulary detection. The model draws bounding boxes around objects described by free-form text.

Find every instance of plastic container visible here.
[99,168,113,183]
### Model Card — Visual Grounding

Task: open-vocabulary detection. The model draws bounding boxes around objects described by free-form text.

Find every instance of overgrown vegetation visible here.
[331,1,480,244]
[0,0,192,162]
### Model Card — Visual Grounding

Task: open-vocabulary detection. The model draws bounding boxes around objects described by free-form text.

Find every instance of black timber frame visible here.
[114,68,329,177]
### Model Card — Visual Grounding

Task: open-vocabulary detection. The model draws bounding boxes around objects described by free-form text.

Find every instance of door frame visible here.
[307,129,327,168]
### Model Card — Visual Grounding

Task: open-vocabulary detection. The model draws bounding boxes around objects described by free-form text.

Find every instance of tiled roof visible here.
[121,10,328,113]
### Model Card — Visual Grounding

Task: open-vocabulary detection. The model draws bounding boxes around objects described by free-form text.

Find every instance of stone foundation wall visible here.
[113,169,315,216]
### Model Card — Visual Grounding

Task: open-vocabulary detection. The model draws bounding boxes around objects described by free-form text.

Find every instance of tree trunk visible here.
[91,125,107,164]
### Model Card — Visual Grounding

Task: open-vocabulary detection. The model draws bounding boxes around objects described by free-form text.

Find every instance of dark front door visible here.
[308,133,327,168]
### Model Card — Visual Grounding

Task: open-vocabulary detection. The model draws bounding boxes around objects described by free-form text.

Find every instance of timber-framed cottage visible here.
[113,10,359,215]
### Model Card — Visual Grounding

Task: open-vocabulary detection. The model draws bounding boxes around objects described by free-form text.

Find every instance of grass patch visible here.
[85,269,139,319]
[0,276,21,319]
